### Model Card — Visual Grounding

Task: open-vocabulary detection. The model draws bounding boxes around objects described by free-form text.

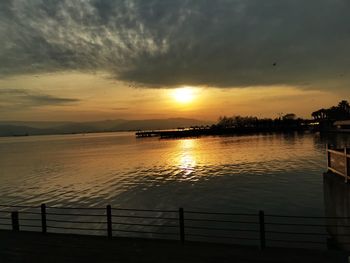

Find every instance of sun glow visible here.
[172,87,196,104]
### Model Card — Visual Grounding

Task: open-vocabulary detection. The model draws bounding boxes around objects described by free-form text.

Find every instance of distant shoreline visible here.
[0,130,136,138]
[136,126,314,139]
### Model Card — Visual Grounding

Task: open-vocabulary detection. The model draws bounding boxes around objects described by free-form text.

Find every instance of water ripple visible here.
[0,132,342,215]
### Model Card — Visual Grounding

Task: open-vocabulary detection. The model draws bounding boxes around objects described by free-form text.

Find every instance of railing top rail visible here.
[46,206,105,210]
[266,214,350,219]
[13,211,42,215]
[111,208,177,213]
[46,212,105,217]
[112,214,178,220]
[185,218,259,224]
[185,210,257,216]
[4,203,350,221]
[0,204,178,213]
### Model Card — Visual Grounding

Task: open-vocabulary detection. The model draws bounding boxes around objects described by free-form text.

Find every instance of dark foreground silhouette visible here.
[0,230,347,263]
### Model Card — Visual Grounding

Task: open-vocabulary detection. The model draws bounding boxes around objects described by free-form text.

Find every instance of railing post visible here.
[345,147,348,183]
[179,208,185,244]
[259,210,266,249]
[11,211,19,231]
[41,203,47,234]
[106,205,112,238]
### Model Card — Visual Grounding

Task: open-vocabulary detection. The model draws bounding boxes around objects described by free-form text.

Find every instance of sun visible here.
[172,87,195,104]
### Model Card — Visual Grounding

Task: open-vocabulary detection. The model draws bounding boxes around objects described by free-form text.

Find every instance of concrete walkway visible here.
[0,230,348,263]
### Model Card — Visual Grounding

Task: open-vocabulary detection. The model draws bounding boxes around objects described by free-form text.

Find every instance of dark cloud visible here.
[0,89,79,109]
[0,0,349,88]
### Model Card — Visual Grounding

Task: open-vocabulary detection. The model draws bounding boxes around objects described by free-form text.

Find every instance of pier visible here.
[135,128,210,138]
[327,145,350,182]
[135,125,312,139]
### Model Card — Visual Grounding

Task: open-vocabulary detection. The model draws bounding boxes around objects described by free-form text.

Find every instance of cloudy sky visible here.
[0,0,349,121]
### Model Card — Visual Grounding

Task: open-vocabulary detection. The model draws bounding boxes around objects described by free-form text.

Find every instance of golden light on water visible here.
[177,139,197,177]
[172,87,196,104]
[179,154,197,176]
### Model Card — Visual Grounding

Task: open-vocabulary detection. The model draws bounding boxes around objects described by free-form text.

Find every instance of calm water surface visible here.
[1,132,344,216]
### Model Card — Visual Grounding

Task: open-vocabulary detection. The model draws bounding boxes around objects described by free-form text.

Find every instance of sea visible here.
[1,131,349,247]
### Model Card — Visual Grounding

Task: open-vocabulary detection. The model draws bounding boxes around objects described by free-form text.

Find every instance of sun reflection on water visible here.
[177,139,197,178]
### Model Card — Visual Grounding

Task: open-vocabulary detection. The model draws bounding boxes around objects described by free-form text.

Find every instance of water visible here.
[0,131,338,215]
[2,131,350,247]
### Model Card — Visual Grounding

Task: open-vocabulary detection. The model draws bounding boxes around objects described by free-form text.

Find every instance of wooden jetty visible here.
[135,125,312,139]
[136,128,210,139]
[327,145,350,182]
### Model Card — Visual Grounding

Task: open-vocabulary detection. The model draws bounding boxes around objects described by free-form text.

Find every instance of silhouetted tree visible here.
[311,100,350,121]
[338,100,350,113]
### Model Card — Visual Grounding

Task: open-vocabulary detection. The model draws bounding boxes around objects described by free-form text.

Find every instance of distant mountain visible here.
[0,118,212,137]
[0,119,126,130]
[0,121,73,129]
[0,125,58,137]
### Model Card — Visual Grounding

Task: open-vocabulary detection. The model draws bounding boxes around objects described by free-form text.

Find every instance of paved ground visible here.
[0,230,348,263]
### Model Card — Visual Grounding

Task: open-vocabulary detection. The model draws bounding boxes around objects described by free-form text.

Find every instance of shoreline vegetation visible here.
[1,101,349,139]
[136,100,350,139]
[137,115,314,139]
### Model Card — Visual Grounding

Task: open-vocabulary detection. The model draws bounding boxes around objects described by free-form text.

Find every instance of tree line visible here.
[311,100,350,121]
[211,113,304,131]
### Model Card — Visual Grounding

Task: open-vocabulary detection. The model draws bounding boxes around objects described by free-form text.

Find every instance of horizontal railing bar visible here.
[112,229,178,235]
[328,149,345,156]
[19,218,40,222]
[267,239,325,244]
[185,211,256,216]
[1,204,173,212]
[328,167,346,177]
[112,208,177,213]
[186,226,257,232]
[0,223,12,226]
[185,218,259,224]
[266,222,350,228]
[266,230,328,236]
[112,215,177,220]
[47,219,102,224]
[47,206,105,210]
[17,211,42,215]
[112,222,178,228]
[47,225,101,231]
[47,212,105,217]
[0,217,9,220]
[266,214,350,219]
[46,206,178,213]
[187,233,259,241]
[20,224,41,228]
[0,210,14,213]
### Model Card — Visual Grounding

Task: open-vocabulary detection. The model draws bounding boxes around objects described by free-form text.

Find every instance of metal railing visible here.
[1,204,349,249]
[327,144,350,182]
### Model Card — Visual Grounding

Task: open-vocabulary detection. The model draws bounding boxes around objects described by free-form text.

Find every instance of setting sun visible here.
[172,87,196,104]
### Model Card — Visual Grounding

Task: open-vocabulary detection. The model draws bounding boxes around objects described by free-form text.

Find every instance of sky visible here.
[0,0,349,122]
